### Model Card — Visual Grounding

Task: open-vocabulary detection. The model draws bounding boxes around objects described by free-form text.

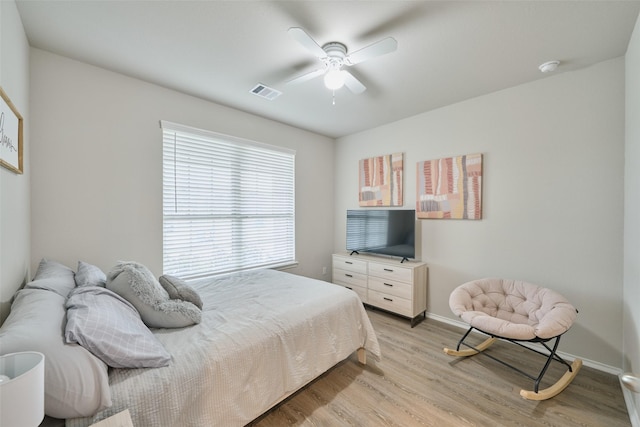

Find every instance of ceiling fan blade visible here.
[343,71,366,94]
[345,37,398,66]
[288,27,327,59]
[286,67,326,85]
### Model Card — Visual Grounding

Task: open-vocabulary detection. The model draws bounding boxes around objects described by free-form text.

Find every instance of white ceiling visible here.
[15,0,640,139]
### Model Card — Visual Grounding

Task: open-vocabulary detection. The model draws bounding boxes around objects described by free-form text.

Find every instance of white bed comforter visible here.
[66,269,380,427]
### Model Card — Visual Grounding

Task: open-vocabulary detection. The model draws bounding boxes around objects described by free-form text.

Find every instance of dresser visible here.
[332,252,428,327]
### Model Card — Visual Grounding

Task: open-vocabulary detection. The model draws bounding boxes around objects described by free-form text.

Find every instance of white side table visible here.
[0,351,45,427]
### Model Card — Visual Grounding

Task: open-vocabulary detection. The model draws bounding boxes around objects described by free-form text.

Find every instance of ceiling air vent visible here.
[250,83,282,100]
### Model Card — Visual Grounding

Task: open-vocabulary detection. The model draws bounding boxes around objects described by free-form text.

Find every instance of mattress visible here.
[66,268,380,427]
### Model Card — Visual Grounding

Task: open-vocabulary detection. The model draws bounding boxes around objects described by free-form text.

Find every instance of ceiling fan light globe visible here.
[324,70,346,90]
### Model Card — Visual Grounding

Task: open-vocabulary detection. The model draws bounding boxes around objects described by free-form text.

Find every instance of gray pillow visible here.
[65,286,171,368]
[0,288,111,419]
[106,261,202,328]
[24,258,76,298]
[75,261,107,287]
[158,275,203,309]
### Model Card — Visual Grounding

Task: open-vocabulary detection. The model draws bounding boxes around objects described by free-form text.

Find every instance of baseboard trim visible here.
[426,312,622,375]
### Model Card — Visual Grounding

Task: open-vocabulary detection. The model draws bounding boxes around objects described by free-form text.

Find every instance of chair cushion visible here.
[449,278,577,340]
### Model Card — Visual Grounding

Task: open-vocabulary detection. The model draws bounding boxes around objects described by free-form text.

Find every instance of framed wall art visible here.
[0,87,24,174]
[416,153,482,219]
[359,152,403,207]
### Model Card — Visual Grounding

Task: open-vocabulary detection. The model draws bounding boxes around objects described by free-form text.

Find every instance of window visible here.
[161,121,296,278]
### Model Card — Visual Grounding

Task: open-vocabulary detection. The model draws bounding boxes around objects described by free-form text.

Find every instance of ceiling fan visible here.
[286,27,398,94]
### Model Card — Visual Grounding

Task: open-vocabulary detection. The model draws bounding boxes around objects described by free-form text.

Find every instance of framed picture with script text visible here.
[0,87,24,174]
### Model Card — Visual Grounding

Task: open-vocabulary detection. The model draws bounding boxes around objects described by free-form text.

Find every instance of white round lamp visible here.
[0,352,45,427]
[324,69,346,90]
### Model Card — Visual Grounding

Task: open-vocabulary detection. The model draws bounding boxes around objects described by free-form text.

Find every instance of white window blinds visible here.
[161,121,296,278]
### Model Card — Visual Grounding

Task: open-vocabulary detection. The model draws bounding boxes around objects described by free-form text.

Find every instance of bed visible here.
[0,261,380,427]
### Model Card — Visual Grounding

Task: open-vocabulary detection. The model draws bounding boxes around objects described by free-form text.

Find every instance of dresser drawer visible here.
[332,255,368,274]
[368,290,412,317]
[368,262,412,283]
[332,268,367,288]
[368,276,412,300]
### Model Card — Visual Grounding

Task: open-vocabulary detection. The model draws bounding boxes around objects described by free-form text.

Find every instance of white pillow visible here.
[75,261,107,287]
[65,286,171,368]
[0,288,112,419]
[106,261,202,328]
[24,258,76,298]
[158,274,203,309]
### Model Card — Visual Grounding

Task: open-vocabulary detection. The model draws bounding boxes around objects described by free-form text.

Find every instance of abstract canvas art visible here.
[359,152,403,206]
[416,153,482,219]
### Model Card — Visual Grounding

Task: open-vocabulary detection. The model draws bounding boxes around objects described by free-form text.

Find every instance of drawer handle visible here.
[345,274,353,278]
[384,283,393,287]
[384,268,394,272]
[383,297,393,302]
[345,261,353,264]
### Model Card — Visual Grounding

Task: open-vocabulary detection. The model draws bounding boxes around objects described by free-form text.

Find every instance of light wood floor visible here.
[251,308,631,427]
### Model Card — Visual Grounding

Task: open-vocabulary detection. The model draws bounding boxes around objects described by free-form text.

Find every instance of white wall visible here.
[335,58,625,368]
[0,0,30,324]
[29,49,335,281]
[624,12,640,419]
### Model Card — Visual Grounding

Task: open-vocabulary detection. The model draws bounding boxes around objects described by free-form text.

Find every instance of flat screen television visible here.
[346,209,416,262]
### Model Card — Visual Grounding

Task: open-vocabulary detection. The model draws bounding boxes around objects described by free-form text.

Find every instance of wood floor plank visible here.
[251,308,631,427]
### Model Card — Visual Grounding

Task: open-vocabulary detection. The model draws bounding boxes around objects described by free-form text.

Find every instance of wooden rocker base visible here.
[444,326,580,400]
[443,337,497,357]
[519,358,582,400]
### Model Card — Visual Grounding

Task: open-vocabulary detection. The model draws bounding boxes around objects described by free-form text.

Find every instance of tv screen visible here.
[346,209,416,261]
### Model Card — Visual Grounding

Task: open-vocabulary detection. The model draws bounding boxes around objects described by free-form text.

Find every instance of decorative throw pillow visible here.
[0,288,112,419]
[75,261,107,287]
[106,261,202,328]
[65,286,171,368]
[158,274,203,309]
[24,258,76,298]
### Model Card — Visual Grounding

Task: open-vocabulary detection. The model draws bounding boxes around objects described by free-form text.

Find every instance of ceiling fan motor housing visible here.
[322,42,347,70]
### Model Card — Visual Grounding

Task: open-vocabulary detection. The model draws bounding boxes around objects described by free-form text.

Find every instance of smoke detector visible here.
[539,60,560,73]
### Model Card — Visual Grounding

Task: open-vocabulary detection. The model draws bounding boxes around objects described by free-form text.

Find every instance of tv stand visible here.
[332,252,427,327]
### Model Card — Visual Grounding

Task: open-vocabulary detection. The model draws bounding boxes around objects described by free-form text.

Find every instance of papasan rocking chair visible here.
[443,278,582,400]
